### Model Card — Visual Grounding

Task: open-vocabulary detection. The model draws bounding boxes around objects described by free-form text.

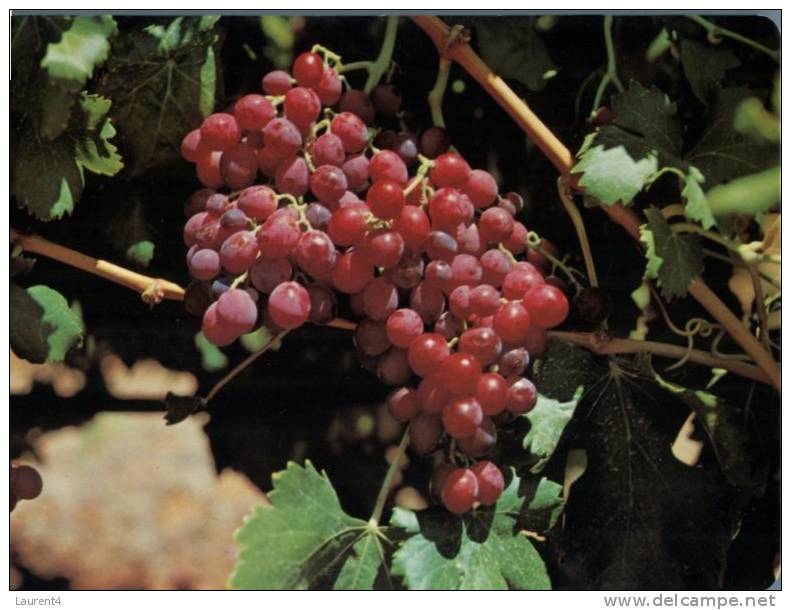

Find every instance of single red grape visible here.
[441,468,479,514]
[471,461,505,505]
[407,333,450,378]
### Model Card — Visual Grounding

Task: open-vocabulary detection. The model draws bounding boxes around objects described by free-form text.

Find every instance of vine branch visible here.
[549,331,771,385]
[9,228,356,332]
[10,228,184,304]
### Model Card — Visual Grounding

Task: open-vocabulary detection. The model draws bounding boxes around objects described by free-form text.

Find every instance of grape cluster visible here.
[10,463,43,511]
[180,49,569,514]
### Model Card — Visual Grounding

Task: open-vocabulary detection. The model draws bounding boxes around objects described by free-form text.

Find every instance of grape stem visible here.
[427,56,451,128]
[687,15,780,62]
[557,176,598,287]
[403,156,434,198]
[409,15,781,390]
[363,16,399,94]
[370,428,410,526]
[590,15,625,116]
[526,231,584,293]
[204,329,290,403]
[338,60,375,74]
[745,262,772,350]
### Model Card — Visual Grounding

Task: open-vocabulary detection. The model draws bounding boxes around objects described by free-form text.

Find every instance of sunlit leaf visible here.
[10,284,85,363]
[641,207,704,299]
[230,461,385,590]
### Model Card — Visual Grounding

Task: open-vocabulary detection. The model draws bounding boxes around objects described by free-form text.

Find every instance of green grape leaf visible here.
[11,17,50,112]
[681,167,716,230]
[573,141,658,206]
[162,392,207,426]
[145,15,220,52]
[391,471,560,590]
[10,284,85,364]
[522,387,584,473]
[531,338,601,403]
[13,16,114,140]
[333,530,390,590]
[577,84,778,209]
[558,354,750,588]
[230,461,386,590]
[97,16,221,173]
[194,331,228,373]
[40,16,117,89]
[12,133,84,221]
[641,207,704,299]
[597,81,682,167]
[640,224,661,280]
[38,83,79,141]
[71,92,124,176]
[501,475,565,534]
[125,240,155,268]
[573,81,681,205]
[686,86,779,188]
[679,39,740,104]
[475,18,558,92]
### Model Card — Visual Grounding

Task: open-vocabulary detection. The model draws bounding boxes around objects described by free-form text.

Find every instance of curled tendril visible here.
[665,318,717,371]
[649,284,714,371]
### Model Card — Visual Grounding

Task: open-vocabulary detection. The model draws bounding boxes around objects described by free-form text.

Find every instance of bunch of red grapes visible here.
[180,49,569,515]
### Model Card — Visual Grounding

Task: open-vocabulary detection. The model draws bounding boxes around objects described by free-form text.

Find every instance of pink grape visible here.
[268,281,311,329]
